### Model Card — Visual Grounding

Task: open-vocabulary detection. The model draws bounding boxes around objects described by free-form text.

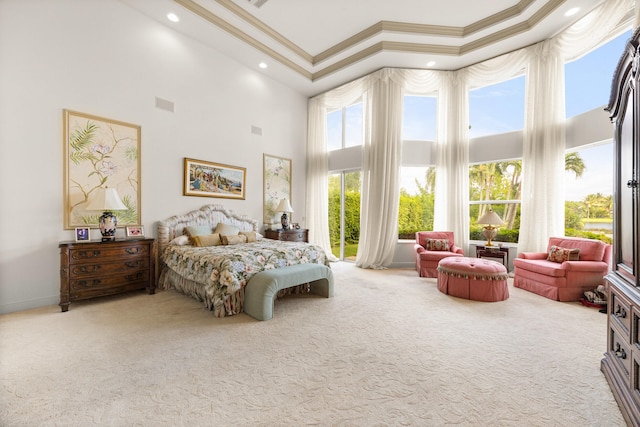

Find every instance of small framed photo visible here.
[75,227,90,242]
[126,226,144,238]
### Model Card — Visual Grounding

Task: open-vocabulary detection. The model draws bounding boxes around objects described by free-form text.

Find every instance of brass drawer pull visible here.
[77,279,101,287]
[125,272,145,281]
[125,247,141,255]
[76,265,100,273]
[77,250,100,259]
[614,304,627,318]
[125,261,143,268]
[614,343,627,359]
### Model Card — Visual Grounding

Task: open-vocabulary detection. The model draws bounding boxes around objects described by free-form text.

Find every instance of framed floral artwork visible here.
[183,158,246,199]
[263,154,292,225]
[63,110,141,229]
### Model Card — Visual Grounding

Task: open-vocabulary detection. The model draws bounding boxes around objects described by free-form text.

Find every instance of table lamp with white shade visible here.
[86,187,127,241]
[477,208,504,247]
[276,198,294,230]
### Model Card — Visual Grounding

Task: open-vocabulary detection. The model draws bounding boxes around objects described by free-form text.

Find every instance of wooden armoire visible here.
[602,26,640,426]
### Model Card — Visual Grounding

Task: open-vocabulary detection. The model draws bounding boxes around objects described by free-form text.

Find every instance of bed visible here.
[157,204,330,317]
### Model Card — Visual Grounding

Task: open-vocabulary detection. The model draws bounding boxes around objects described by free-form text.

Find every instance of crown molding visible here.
[174,0,570,83]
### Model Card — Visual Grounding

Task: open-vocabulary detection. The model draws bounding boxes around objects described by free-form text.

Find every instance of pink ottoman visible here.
[437,257,509,302]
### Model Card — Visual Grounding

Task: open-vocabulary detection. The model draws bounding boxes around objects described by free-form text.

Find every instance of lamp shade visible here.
[477,210,503,225]
[86,187,127,211]
[85,187,127,242]
[276,198,294,213]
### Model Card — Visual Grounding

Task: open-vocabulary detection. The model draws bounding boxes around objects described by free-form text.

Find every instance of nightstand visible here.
[264,228,309,243]
[475,245,509,268]
[58,238,156,312]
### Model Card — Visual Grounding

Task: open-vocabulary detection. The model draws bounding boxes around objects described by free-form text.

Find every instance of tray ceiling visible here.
[121,0,606,96]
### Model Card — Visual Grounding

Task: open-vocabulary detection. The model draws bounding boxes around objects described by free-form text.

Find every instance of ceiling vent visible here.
[247,0,269,8]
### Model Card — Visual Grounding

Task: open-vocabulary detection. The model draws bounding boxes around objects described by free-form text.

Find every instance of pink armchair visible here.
[414,231,464,278]
[513,237,611,301]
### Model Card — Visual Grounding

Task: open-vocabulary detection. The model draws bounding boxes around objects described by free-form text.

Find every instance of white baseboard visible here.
[0,295,58,315]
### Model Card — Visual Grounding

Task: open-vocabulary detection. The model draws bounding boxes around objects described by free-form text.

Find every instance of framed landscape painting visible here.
[63,109,141,229]
[183,157,246,199]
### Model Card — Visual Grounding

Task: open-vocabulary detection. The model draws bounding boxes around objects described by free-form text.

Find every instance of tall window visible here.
[402,95,437,141]
[468,77,525,242]
[326,102,363,151]
[562,30,629,243]
[565,31,630,118]
[327,101,364,259]
[564,145,613,243]
[469,76,525,139]
[328,171,361,260]
[399,95,437,238]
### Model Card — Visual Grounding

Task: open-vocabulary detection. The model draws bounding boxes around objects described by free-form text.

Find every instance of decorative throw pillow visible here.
[547,245,580,263]
[239,231,257,242]
[221,234,248,245]
[214,223,240,236]
[425,238,450,251]
[192,233,221,247]
[184,225,212,237]
[169,235,190,246]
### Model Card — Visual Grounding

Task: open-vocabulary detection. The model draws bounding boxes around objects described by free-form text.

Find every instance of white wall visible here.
[0,0,308,313]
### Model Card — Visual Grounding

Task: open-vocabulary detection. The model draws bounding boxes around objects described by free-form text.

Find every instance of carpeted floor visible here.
[0,262,625,426]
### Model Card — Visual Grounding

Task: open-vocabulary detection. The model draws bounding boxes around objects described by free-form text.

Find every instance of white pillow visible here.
[256,232,263,240]
[169,235,190,246]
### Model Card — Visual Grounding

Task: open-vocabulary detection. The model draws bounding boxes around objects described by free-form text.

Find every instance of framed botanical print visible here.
[263,154,292,225]
[63,109,141,229]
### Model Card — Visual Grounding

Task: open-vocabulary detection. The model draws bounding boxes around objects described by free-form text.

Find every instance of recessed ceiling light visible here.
[565,7,579,17]
[167,13,180,22]
[426,61,436,67]
[259,62,268,69]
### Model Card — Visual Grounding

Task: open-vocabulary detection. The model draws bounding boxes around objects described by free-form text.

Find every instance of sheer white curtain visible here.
[518,39,567,252]
[432,70,470,251]
[557,0,634,61]
[306,78,366,261]
[517,0,633,252]
[356,70,403,269]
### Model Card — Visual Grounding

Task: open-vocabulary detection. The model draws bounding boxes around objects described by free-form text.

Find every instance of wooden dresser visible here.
[601,27,640,426]
[264,228,309,243]
[58,238,156,312]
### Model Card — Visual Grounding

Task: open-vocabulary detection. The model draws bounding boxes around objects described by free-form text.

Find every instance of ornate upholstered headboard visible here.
[156,204,260,258]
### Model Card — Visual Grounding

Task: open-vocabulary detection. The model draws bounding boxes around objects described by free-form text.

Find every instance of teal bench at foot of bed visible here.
[244,263,334,321]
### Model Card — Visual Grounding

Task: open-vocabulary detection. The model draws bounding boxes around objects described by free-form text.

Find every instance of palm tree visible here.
[469,162,503,218]
[565,152,585,178]
[500,160,522,229]
[584,193,601,219]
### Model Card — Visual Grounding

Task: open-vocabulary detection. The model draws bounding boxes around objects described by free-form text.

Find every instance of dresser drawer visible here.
[610,323,632,382]
[70,269,149,301]
[69,258,150,278]
[264,228,309,243]
[68,243,150,264]
[610,286,632,335]
[280,231,307,242]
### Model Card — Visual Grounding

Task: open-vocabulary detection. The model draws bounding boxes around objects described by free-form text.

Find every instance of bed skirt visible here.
[158,267,310,317]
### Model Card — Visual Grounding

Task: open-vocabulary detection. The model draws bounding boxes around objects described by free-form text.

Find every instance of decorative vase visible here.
[281,213,289,230]
[99,211,118,241]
